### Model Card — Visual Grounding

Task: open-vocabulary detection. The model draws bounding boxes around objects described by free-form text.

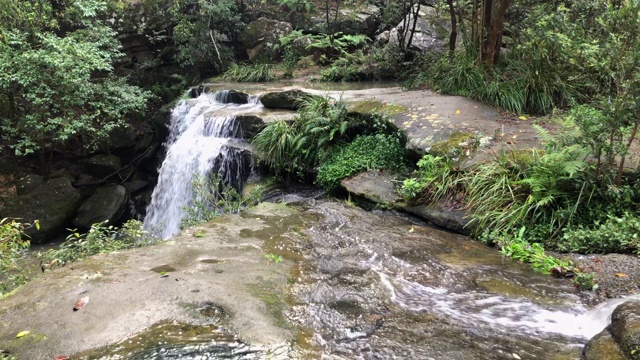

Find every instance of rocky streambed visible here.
[1,198,636,359]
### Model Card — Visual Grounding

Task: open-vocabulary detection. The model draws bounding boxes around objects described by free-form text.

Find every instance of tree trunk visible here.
[480,0,511,67]
[447,0,457,55]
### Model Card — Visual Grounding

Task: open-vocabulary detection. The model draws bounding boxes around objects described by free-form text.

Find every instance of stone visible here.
[405,204,472,235]
[15,174,44,196]
[338,5,381,36]
[226,90,250,104]
[0,177,81,243]
[341,171,401,205]
[241,17,293,62]
[582,300,640,360]
[388,5,451,53]
[72,184,128,229]
[260,90,317,110]
[82,154,122,179]
[235,115,265,139]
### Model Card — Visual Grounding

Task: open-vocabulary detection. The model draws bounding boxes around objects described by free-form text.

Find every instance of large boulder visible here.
[81,154,122,179]
[0,177,81,243]
[72,184,128,229]
[404,204,472,235]
[260,90,318,110]
[583,300,640,360]
[240,17,293,62]
[387,5,451,53]
[15,174,44,196]
[338,5,381,36]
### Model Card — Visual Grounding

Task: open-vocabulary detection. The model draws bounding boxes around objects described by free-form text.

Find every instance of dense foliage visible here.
[0,0,151,168]
[252,96,405,187]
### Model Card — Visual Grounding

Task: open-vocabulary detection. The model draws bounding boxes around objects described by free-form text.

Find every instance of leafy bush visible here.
[316,134,406,191]
[558,212,640,254]
[494,226,572,274]
[321,45,406,82]
[38,220,159,270]
[222,63,273,82]
[0,218,34,296]
[181,173,263,227]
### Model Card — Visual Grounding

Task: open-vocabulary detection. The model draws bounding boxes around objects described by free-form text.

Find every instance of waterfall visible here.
[144,91,261,239]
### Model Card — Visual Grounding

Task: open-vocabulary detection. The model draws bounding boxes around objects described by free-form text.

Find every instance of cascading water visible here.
[144,91,261,239]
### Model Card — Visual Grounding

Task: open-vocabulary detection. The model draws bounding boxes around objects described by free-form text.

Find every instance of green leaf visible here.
[16,330,30,338]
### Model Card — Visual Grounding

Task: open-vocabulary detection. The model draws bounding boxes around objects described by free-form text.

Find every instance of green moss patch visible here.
[347,100,407,117]
[429,131,476,156]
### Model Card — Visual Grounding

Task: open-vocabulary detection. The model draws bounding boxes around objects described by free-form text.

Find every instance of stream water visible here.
[134,87,637,359]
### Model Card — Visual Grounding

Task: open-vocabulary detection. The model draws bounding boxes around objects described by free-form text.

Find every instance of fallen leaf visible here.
[455,110,461,114]
[161,274,169,278]
[55,356,70,360]
[73,296,89,311]
[464,246,470,250]
[408,226,414,233]
[615,273,629,278]
[518,116,527,120]
[16,330,29,338]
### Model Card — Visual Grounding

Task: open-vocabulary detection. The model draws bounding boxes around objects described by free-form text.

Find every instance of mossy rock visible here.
[347,100,407,117]
[0,177,81,243]
[582,300,640,360]
[429,131,477,157]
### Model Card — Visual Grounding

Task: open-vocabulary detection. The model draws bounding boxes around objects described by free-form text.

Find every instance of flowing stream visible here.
[134,87,637,359]
[144,91,260,238]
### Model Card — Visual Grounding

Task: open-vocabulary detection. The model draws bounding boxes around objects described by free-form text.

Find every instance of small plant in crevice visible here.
[572,271,598,291]
[181,173,263,228]
[38,220,159,270]
[264,253,283,264]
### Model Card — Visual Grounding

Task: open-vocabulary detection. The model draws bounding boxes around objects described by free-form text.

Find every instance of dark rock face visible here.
[338,5,381,36]
[15,174,44,196]
[72,184,128,229]
[583,300,640,360]
[0,177,81,243]
[235,115,265,139]
[240,17,293,62]
[260,90,316,110]
[82,154,122,179]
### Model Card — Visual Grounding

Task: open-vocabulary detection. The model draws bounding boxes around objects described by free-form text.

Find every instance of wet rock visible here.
[226,90,250,104]
[0,177,81,243]
[209,143,253,193]
[260,90,318,110]
[15,174,43,196]
[388,5,451,53]
[235,115,265,138]
[49,168,76,183]
[241,17,293,62]
[72,184,127,229]
[405,204,472,235]
[583,300,640,360]
[81,154,122,179]
[123,173,150,194]
[341,171,401,205]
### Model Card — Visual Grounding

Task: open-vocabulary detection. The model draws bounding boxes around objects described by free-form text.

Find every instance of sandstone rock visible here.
[388,5,451,53]
[15,174,44,196]
[72,184,128,229]
[260,90,317,110]
[241,17,293,62]
[405,204,472,235]
[583,300,640,360]
[0,177,81,243]
[338,5,381,36]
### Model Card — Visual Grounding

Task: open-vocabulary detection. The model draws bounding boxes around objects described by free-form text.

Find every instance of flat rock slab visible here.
[341,170,401,205]
[0,203,303,359]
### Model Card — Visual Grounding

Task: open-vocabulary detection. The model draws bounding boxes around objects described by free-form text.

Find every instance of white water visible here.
[144,91,262,239]
[366,248,640,342]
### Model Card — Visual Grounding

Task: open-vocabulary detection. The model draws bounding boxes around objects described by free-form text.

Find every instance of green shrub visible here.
[222,63,273,82]
[495,227,572,274]
[38,220,159,270]
[0,218,34,296]
[558,212,640,254]
[316,134,406,191]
